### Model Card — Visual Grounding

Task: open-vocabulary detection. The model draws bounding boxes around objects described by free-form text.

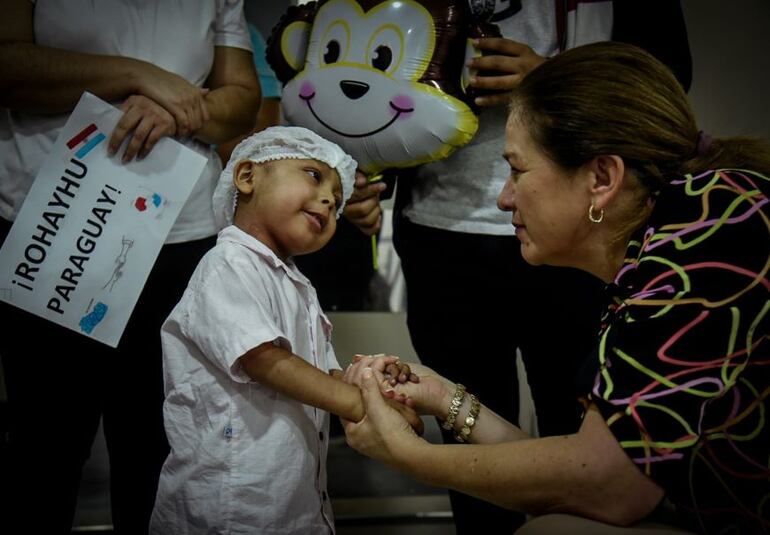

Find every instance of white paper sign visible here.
[0,92,207,347]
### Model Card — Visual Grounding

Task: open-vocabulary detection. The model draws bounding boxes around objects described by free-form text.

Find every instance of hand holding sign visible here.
[0,92,206,347]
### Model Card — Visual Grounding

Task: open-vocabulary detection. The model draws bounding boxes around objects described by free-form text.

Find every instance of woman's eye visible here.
[306,169,321,181]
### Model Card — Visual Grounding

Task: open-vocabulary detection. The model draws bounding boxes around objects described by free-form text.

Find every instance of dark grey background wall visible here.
[684,0,770,139]
[245,1,291,43]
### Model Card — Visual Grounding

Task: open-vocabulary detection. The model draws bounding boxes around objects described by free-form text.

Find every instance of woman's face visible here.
[497,115,591,267]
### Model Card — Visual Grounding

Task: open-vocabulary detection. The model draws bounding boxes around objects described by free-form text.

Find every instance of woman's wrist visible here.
[438,384,481,442]
[435,382,459,421]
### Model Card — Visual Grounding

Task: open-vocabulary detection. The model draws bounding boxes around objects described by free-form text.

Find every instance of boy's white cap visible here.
[213,126,358,229]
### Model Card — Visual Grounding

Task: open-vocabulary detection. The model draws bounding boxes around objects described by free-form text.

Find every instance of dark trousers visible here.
[0,216,214,534]
[393,215,605,534]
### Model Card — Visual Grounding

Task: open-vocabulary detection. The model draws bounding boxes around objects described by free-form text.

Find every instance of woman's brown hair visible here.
[509,41,770,194]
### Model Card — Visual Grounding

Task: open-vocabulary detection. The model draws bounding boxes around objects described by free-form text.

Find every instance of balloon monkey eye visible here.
[371,45,393,71]
[324,40,341,64]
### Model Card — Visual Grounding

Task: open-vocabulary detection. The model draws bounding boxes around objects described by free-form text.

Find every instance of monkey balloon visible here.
[267,0,500,175]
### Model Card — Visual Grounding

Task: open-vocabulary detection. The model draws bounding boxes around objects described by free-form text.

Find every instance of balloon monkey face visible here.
[279,0,478,174]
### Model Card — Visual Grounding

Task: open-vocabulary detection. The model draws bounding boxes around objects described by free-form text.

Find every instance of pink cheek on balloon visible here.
[390,95,415,119]
[299,81,316,100]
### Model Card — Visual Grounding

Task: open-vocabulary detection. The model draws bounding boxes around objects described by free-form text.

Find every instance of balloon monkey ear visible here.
[266,2,317,84]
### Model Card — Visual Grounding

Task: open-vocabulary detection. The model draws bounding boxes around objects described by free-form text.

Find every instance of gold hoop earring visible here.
[588,204,604,224]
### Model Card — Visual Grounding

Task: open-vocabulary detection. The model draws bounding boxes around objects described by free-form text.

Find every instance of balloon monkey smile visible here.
[267,0,483,173]
[299,82,414,138]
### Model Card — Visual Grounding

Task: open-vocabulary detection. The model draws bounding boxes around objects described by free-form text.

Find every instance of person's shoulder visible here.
[678,168,769,191]
[186,238,256,285]
[626,167,769,302]
[655,168,769,215]
[713,168,770,193]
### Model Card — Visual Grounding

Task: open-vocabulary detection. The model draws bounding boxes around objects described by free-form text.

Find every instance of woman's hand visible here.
[343,367,424,465]
[109,95,177,162]
[344,354,415,404]
[344,353,396,386]
[468,37,547,107]
[344,356,457,417]
[383,395,425,436]
[391,362,456,417]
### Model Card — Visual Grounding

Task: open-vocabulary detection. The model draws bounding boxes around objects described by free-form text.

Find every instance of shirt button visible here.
[319,431,324,441]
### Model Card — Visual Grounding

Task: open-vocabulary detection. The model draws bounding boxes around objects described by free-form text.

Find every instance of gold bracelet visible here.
[442,383,466,431]
[455,393,480,443]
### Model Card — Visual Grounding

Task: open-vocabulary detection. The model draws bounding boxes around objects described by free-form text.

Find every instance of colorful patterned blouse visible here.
[588,169,769,533]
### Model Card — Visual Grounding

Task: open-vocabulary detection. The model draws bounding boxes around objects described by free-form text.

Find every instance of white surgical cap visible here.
[213,126,358,229]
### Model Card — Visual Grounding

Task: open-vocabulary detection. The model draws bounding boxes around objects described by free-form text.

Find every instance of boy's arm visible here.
[240,343,424,433]
[240,342,364,422]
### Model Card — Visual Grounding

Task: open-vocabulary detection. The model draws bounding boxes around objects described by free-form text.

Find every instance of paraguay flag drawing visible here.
[134,187,168,219]
[66,123,106,159]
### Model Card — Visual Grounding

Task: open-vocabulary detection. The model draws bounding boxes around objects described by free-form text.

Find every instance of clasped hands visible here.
[341,354,458,462]
[342,355,455,465]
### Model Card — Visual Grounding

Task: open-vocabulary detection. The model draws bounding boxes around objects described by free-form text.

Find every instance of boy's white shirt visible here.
[151,225,338,535]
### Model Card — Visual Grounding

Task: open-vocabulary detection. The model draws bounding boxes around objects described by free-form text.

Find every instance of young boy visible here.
[150,126,418,534]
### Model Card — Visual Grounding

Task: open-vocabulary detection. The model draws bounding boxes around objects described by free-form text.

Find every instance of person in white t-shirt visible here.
[0,1,260,533]
[150,126,420,535]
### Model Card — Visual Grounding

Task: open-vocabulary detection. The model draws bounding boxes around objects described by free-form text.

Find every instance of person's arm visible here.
[364,360,532,444]
[0,0,207,136]
[241,342,365,421]
[216,96,280,164]
[239,343,423,434]
[344,370,664,525]
[215,22,280,164]
[196,45,260,145]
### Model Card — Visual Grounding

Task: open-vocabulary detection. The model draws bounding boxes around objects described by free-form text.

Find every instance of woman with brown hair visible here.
[343,42,769,534]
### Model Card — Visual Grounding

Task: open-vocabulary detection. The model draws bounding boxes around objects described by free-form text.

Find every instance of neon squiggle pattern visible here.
[590,169,769,533]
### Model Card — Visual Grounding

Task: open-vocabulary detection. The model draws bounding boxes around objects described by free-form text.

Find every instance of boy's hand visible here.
[344,353,396,386]
[344,354,419,406]
[350,353,419,386]
[391,362,456,418]
[345,354,419,395]
[382,360,419,386]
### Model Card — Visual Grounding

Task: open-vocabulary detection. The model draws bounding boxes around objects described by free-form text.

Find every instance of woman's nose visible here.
[497,177,515,211]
